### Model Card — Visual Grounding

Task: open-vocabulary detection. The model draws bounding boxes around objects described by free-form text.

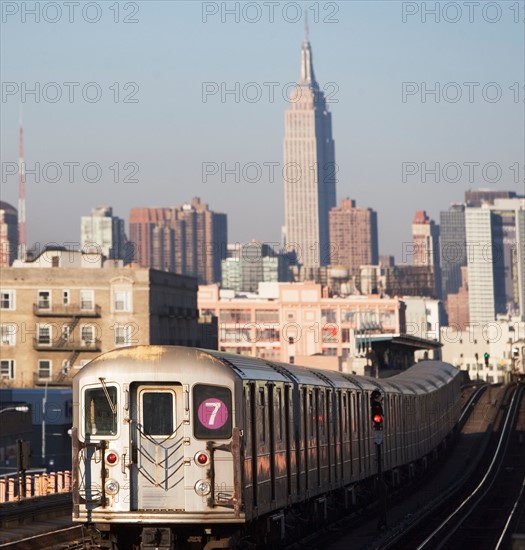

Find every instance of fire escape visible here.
[33,301,102,384]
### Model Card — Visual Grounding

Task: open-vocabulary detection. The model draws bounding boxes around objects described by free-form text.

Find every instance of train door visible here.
[130,384,185,510]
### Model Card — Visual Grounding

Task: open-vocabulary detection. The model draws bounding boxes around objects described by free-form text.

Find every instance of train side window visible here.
[309,391,314,437]
[259,388,266,443]
[142,392,174,436]
[193,384,232,440]
[276,387,283,441]
[342,393,348,434]
[85,386,117,436]
[319,391,325,436]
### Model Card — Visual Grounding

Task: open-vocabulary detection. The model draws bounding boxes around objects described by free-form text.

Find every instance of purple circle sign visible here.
[198,398,229,430]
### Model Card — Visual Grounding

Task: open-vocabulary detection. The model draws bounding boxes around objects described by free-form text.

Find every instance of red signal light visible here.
[197,453,208,465]
[106,452,118,464]
[373,414,383,424]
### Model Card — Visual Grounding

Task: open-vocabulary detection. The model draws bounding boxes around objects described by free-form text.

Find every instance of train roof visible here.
[74,346,459,396]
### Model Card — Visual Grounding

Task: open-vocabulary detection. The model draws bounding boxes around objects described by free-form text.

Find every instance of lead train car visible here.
[72,345,461,549]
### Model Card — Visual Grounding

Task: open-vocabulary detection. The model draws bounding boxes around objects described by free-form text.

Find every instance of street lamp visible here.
[0,405,29,414]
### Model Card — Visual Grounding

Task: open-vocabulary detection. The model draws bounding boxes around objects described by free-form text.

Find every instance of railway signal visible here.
[370,390,383,431]
[370,390,387,530]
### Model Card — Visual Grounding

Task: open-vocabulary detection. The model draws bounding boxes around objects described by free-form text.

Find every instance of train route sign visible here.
[197,398,229,430]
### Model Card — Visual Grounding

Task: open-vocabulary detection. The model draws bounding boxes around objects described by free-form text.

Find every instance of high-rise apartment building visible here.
[283,33,336,268]
[221,242,291,292]
[445,266,470,330]
[329,198,378,273]
[411,210,441,298]
[465,199,525,324]
[129,197,227,284]
[0,201,18,268]
[465,208,497,324]
[80,206,128,261]
[440,204,467,302]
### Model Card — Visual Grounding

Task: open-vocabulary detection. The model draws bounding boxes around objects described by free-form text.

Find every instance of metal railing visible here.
[0,470,71,503]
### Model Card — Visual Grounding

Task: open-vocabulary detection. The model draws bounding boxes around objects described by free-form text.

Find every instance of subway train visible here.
[72,345,461,549]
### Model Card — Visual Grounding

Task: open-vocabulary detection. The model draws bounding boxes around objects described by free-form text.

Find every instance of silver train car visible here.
[72,345,461,549]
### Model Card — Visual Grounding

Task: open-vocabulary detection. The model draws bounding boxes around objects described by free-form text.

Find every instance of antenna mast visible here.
[17,109,27,261]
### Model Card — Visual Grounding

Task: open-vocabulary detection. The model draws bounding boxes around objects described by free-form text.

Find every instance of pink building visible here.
[198,282,405,371]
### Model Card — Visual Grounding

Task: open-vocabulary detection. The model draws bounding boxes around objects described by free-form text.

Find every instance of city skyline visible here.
[1,1,522,261]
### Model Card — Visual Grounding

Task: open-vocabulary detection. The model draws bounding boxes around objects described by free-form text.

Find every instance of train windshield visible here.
[142,391,174,436]
[85,386,118,436]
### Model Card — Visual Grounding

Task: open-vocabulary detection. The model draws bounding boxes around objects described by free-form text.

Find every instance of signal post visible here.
[370,390,388,530]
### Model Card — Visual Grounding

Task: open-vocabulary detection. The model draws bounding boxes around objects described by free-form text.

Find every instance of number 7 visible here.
[205,402,221,425]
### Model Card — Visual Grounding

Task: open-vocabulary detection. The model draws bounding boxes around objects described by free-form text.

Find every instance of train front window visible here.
[85,386,117,436]
[142,391,174,436]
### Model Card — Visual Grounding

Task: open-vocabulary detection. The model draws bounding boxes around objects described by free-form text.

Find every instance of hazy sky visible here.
[1,1,523,261]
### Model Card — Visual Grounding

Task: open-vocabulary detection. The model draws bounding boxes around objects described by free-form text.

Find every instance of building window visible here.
[80,290,94,310]
[38,360,52,379]
[0,359,15,380]
[0,290,15,310]
[255,310,279,324]
[61,360,71,375]
[0,324,16,346]
[38,290,51,309]
[219,309,251,323]
[38,325,52,345]
[61,325,71,342]
[81,325,96,344]
[113,290,132,312]
[114,324,132,346]
[321,309,337,324]
[62,290,70,306]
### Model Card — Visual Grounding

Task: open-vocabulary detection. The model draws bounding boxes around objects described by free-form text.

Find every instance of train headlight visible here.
[105,479,120,495]
[195,480,211,497]
[194,451,209,466]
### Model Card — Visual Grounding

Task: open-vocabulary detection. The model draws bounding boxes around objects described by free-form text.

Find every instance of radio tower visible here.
[17,109,27,261]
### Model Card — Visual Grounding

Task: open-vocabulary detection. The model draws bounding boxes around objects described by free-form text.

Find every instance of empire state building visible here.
[283,33,336,268]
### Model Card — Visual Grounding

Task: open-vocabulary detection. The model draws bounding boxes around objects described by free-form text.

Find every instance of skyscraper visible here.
[465,208,496,324]
[283,31,336,268]
[412,211,441,298]
[80,206,128,261]
[440,204,466,301]
[129,198,227,284]
[465,199,525,324]
[329,198,378,273]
